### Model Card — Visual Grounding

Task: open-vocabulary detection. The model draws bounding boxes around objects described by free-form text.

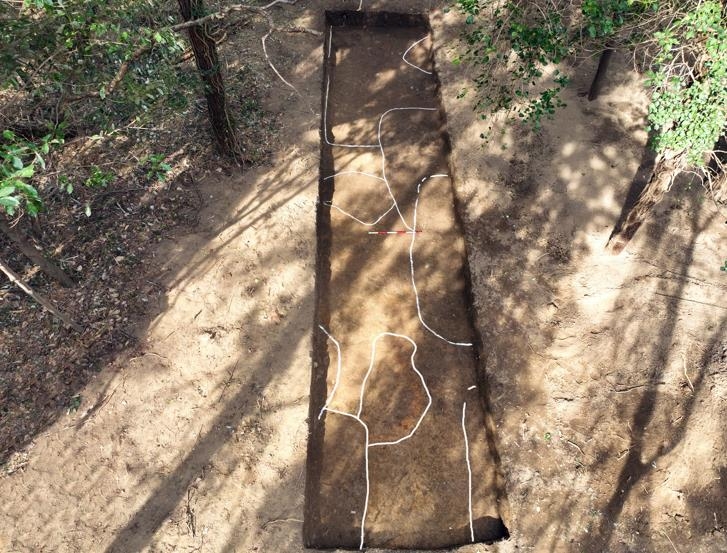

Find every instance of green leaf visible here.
[99,86,106,100]
[0,196,20,214]
[12,165,34,179]
[14,182,41,203]
[11,156,23,170]
[0,186,16,198]
[25,201,40,216]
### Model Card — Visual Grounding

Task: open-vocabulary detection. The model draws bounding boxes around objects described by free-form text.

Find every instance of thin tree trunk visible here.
[588,47,614,101]
[607,150,687,254]
[0,257,82,331]
[0,219,75,287]
[177,0,240,159]
[707,135,726,203]
[709,170,727,203]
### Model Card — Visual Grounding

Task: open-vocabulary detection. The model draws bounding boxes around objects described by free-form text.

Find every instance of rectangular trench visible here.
[305,11,509,550]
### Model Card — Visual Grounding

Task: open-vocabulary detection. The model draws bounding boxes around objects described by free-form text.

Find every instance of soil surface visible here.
[305,19,506,549]
[1,2,726,553]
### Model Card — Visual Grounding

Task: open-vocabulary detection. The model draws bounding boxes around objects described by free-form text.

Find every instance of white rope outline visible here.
[324,27,378,149]
[318,327,431,549]
[402,37,433,75]
[262,31,297,92]
[377,107,437,231]
[325,201,396,227]
[317,27,478,549]
[462,401,475,543]
[318,324,343,420]
[322,172,396,227]
[365,334,432,447]
[323,139,474,344]
[323,75,380,148]
[411,175,474,347]
[323,168,473,345]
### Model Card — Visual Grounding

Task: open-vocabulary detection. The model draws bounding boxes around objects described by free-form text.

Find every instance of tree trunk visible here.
[710,170,727,203]
[606,150,687,254]
[0,218,75,287]
[707,135,726,203]
[588,47,614,101]
[177,0,240,159]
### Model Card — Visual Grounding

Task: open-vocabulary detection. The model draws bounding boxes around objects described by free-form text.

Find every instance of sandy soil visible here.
[1,2,726,553]
[306,20,505,549]
[434,8,727,552]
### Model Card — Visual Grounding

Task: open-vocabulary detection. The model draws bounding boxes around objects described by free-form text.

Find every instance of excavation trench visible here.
[305,12,508,550]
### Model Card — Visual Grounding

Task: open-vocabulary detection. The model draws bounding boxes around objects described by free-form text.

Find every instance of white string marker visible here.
[361,333,432,447]
[318,327,432,550]
[321,170,472,345]
[367,230,421,235]
[319,28,478,549]
[377,107,438,230]
[410,175,474,346]
[462,401,475,543]
[318,324,343,420]
[323,171,384,183]
[323,172,396,226]
[402,37,433,75]
[261,31,297,92]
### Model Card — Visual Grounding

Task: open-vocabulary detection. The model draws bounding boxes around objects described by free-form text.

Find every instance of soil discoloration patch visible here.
[305,13,508,549]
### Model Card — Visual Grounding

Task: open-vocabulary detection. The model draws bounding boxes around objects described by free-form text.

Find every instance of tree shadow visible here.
[3,3,726,553]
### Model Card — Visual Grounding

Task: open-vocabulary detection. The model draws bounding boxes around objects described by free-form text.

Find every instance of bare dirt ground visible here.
[307,18,505,549]
[1,2,726,553]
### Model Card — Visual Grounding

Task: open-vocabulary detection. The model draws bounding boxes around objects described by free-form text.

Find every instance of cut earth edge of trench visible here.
[305,10,510,551]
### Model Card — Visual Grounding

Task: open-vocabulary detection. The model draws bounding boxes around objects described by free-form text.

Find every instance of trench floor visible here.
[305,16,507,550]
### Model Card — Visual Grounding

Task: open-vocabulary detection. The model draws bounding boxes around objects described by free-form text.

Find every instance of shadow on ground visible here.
[1,3,726,553]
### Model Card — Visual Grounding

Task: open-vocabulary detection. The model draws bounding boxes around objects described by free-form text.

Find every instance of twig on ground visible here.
[681,351,695,393]
[216,360,240,405]
[565,439,585,456]
[661,531,681,553]
[654,291,727,311]
[261,517,303,530]
[128,351,168,362]
[66,43,153,103]
[611,381,666,393]
[74,385,119,428]
[0,257,83,331]
[186,487,197,537]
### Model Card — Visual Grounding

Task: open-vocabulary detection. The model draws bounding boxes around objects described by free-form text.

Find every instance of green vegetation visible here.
[456,0,726,169]
[0,0,191,218]
[646,1,727,166]
[456,0,727,250]
[0,128,63,216]
[143,154,173,182]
